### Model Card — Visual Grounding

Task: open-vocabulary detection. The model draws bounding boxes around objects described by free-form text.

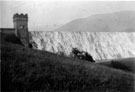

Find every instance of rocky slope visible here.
[55,11,135,32]
[30,32,135,61]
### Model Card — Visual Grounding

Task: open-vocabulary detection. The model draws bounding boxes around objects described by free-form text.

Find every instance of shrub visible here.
[71,48,95,62]
[29,40,38,49]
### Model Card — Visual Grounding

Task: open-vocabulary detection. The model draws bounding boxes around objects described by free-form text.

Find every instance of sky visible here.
[0,0,135,31]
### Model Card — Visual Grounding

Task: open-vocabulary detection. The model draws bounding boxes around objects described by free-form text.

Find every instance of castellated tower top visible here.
[13,13,28,22]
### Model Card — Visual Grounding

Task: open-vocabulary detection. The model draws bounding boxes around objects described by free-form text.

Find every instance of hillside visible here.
[30,32,135,61]
[1,40,135,92]
[54,11,135,32]
[97,58,135,73]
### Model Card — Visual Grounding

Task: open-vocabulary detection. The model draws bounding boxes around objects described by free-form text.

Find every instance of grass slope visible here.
[97,58,135,73]
[1,41,135,92]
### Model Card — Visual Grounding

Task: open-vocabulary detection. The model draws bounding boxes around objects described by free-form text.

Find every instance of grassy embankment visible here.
[1,34,135,92]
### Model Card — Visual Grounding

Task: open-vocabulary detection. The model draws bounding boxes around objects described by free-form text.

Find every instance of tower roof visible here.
[13,13,28,19]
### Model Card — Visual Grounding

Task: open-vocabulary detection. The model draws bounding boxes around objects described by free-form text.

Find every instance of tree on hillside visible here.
[71,48,95,63]
[71,48,81,58]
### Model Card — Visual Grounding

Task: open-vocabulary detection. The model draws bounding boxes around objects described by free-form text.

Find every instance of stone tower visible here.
[13,13,29,47]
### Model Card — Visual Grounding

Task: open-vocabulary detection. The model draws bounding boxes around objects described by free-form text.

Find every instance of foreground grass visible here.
[1,41,135,92]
